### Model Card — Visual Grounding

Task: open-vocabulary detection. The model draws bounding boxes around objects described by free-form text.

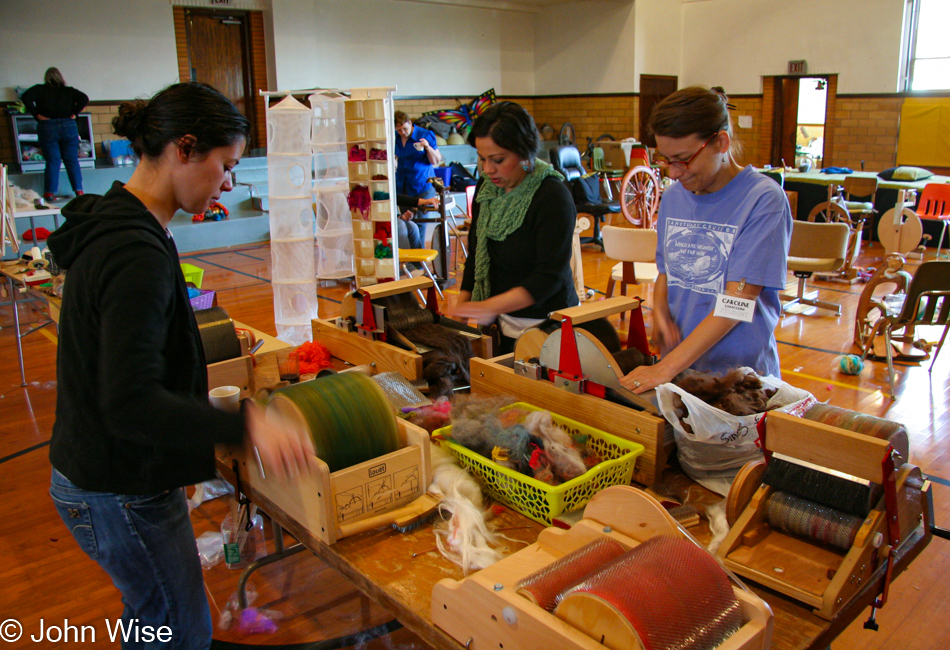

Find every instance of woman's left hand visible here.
[447,301,499,326]
[619,362,676,394]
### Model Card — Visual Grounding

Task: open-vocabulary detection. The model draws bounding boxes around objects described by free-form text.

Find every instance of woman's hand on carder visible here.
[447,301,498,326]
[244,401,318,481]
[619,363,676,394]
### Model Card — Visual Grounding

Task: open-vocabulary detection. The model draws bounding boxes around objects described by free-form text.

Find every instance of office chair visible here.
[550,145,620,250]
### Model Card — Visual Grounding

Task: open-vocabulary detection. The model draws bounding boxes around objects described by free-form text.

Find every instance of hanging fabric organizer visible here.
[263,87,399,345]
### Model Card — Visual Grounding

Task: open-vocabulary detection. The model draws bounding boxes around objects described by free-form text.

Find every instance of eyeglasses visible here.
[655,131,720,171]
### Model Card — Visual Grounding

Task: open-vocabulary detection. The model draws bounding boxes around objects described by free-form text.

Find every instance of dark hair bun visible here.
[112,100,148,140]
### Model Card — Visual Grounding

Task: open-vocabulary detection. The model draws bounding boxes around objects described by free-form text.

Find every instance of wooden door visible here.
[770,77,799,167]
[185,10,255,148]
[639,75,678,147]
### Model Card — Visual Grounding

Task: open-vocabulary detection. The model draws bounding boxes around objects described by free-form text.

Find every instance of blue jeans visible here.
[50,469,212,649]
[36,118,83,195]
[397,217,423,250]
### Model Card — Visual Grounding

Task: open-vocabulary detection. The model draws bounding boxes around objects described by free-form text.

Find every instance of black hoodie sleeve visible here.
[94,239,245,449]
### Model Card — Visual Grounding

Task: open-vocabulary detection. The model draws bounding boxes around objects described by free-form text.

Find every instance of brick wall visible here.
[531,95,639,147]
[759,77,776,167]
[0,92,912,175]
[730,95,764,167]
[829,95,901,171]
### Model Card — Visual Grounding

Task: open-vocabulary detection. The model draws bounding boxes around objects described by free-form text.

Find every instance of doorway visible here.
[639,75,678,147]
[184,8,256,149]
[770,75,830,169]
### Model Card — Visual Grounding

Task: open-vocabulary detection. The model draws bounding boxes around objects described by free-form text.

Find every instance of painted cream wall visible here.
[0,0,180,102]
[634,0,683,87]
[533,1,637,95]
[270,0,535,95]
[680,0,905,94]
[0,0,911,103]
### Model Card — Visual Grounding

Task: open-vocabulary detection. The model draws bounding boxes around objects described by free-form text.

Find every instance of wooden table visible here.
[218,356,932,650]
[1,261,60,386]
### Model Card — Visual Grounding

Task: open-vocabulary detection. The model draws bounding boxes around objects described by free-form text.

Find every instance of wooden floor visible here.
[1,235,948,649]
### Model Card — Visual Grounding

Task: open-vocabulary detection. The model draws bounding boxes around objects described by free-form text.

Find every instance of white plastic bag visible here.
[657,368,816,493]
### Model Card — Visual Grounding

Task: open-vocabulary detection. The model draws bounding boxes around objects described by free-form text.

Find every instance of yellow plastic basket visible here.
[434,402,644,525]
[180,263,205,288]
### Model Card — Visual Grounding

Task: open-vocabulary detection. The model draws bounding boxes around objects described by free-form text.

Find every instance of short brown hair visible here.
[394,111,410,126]
[649,86,742,156]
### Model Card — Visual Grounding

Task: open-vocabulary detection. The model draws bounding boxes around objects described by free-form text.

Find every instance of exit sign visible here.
[210,0,232,5]
[788,60,808,75]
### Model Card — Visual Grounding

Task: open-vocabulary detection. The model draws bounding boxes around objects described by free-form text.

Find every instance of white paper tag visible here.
[714,294,756,322]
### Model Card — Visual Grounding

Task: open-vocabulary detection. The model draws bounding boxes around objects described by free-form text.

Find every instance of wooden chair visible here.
[781,220,850,315]
[602,225,658,321]
[859,260,950,398]
[917,183,950,259]
[842,176,878,243]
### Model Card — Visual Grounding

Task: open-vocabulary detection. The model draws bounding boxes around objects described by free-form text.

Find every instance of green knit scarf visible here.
[471,159,563,301]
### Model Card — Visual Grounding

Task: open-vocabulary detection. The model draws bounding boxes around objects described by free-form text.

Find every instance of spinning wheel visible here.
[853,254,912,350]
[619,165,660,227]
[878,205,924,256]
[806,200,849,224]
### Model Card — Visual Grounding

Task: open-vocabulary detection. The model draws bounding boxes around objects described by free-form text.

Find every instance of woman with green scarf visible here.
[449,102,579,353]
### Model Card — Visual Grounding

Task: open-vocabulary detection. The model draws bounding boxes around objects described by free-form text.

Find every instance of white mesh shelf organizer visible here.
[263,87,398,342]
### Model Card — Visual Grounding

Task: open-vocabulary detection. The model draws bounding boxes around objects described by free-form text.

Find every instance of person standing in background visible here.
[22,67,89,201]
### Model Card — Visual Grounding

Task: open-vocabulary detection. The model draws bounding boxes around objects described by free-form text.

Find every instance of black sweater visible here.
[21,84,89,120]
[460,176,579,319]
[47,182,245,494]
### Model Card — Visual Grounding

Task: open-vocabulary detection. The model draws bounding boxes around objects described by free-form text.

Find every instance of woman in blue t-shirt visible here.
[621,86,792,394]
[394,111,442,250]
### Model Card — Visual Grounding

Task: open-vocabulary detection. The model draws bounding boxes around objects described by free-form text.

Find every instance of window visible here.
[901,0,950,91]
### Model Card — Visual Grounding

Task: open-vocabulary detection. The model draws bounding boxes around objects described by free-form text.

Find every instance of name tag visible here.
[714,294,756,322]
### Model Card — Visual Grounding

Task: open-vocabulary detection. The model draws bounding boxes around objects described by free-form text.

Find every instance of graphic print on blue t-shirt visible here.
[664,218,737,295]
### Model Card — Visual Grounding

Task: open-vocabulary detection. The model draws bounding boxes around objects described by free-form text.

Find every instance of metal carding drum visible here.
[555,536,743,650]
[266,372,400,473]
[194,306,242,364]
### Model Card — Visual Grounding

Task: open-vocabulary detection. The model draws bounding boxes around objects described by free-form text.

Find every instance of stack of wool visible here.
[447,397,601,486]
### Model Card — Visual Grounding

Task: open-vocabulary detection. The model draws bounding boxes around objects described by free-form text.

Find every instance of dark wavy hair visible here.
[112,82,250,160]
[467,101,540,162]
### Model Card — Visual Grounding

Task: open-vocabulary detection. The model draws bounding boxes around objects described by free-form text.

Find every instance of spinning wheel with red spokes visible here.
[620,165,661,227]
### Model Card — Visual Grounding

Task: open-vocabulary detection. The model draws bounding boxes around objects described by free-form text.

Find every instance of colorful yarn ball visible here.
[836,354,864,375]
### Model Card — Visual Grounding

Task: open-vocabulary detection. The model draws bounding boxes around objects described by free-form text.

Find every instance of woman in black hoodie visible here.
[47,82,316,648]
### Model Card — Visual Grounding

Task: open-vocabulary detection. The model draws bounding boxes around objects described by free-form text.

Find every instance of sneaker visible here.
[43,192,55,201]
[75,190,84,197]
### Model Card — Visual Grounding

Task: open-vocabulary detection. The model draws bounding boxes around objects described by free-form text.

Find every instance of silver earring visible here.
[521,160,530,171]
[721,154,726,163]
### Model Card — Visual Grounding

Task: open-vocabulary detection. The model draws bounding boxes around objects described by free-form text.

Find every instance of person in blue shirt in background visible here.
[620,86,792,395]
[394,111,442,251]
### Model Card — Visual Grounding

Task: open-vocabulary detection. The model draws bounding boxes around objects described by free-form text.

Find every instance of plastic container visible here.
[222,510,266,570]
[434,403,644,525]
[180,263,204,288]
[433,166,452,187]
[189,290,216,311]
